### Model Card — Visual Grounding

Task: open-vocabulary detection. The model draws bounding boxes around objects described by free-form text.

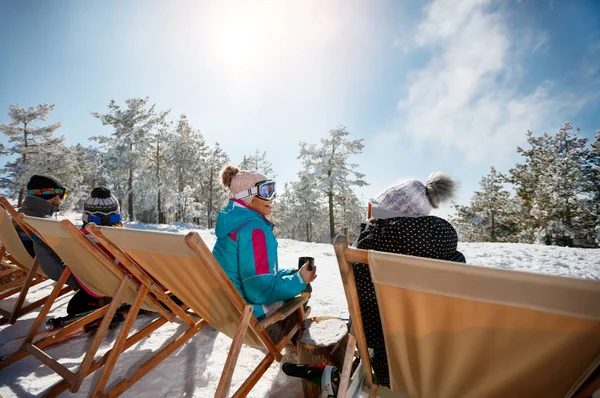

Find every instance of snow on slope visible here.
[0,219,598,397]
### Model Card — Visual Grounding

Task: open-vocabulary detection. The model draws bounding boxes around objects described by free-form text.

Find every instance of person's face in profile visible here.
[250,195,274,217]
[49,195,62,209]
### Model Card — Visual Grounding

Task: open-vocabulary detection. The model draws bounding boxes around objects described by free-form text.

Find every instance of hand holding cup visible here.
[298,256,317,284]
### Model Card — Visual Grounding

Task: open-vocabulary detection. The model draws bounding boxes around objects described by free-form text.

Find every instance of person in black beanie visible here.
[354,172,466,388]
[16,175,83,291]
[81,186,122,228]
[66,186,123,316]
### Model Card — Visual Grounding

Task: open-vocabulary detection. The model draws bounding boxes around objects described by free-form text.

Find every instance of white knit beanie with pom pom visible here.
[220,165,268,205]
[369,172,458,219]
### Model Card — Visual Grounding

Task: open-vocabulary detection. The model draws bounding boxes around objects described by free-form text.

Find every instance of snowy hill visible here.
[0,220,598,397]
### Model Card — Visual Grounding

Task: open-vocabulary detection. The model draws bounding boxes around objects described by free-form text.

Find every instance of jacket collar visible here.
[230,198,274,227]
[20,195,59,218]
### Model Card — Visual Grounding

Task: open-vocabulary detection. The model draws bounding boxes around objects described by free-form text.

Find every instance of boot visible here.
[282,362,340,398]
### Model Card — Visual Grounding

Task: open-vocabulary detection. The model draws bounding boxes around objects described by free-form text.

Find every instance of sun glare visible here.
[209,5,276,78]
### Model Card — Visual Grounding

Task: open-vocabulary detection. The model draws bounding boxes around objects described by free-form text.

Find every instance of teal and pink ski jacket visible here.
[213,199,306,320]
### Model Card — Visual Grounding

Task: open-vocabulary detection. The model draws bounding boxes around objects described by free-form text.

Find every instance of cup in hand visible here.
[298,256,314,293]
[298,256,314,271]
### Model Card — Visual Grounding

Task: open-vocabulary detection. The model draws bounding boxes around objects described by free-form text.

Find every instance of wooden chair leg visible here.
[0,267,16,278]
[8,258,40,324]
[70,276,131,393]
[91,285,148,397]
[19,267,71,349]
[368,382,378,398]
[0,274,48,302]
[298,304,306,324]
[337,334,357,398]
[232,355,275,398]
[334,238,375,388]
[0,280,26,299]
[106,319,207,398]
[17,286,72,320]
[233,320,299,397]
[44,316,171,397]
[215,305,254,398]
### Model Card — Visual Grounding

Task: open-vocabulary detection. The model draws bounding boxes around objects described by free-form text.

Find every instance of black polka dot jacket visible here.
[353,216,466,388]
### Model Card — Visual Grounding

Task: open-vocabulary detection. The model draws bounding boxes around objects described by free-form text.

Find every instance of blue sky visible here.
[1,0,599,217]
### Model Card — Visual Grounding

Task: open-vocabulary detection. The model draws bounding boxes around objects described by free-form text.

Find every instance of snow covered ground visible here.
[0,217,599,397]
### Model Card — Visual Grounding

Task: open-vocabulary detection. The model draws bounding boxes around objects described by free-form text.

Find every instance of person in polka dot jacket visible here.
[354,172,466,388]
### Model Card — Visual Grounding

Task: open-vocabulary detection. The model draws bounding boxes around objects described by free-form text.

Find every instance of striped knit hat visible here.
[82,187,120,224]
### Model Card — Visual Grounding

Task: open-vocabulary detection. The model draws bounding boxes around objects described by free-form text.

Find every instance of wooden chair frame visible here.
[0,196,71,325]
[0,217,207,398]
[333,235,378,398]
[333,234,600,398]
[87,224,310,398]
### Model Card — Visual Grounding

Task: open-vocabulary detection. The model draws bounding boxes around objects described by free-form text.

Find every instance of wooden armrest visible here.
[256,293,309,332]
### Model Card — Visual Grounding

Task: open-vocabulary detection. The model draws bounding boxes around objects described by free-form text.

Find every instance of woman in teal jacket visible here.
[213,165,317,343]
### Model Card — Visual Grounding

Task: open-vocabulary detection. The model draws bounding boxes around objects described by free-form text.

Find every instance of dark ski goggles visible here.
[27,186,68,200]
[235,180,276,201]
[85,213,122,226]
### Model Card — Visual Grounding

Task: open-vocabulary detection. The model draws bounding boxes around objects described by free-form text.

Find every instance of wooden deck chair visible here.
[86,224,310,398]
[0,197,71,325]
[333,235,600,398]
[0,216,207,398]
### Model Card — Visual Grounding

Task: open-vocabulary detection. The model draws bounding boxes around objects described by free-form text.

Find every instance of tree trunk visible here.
[177,168,184,222]
[157,190,163,224]
[17,123,28,207]
[156,142,164,224]
[490,211,496,242]
[127,141,134,221]
[128,165,134,221]
[297,317,349,398]
[207,167,216,228]
[328,190,335,240]
[306,221,310,242]
[207,192,213,229]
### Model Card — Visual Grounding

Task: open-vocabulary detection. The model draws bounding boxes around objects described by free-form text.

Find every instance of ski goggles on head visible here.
[85,213,122,226]
[234,180,276,201]
[27,186,68,200]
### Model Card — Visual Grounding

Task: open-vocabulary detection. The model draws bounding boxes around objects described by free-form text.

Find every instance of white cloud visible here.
[392,0,589,162]
[583,40,600,81]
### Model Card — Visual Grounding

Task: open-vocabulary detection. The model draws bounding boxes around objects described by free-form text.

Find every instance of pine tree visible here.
[239,150,276,177]
[72,144,107,190]
[334,185,365,243]
[453,166,516,242]
[69,144,111,212]
[583,130,600,246]
[145,121,171,223]
[272,183,303,240]
[91,98,169,220]
[543,122,589,246]
[281,171,325,242]
[200,142,230,228]
[299,126,368,240]
[592,131,600,245]
[0,104,62,205]
[165,115,208,222]
[96,142,129,213]
[508,130,554,243]
[36,144,86,211]
[296,172,325,242]
[452,203,483,242]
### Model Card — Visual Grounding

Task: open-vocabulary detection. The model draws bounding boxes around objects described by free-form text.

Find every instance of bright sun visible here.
[209,5,276,78]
